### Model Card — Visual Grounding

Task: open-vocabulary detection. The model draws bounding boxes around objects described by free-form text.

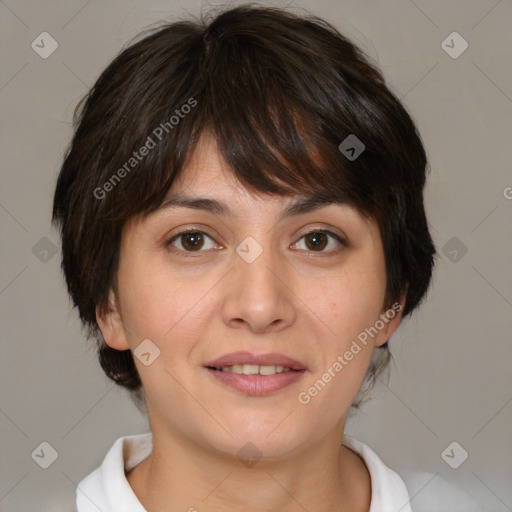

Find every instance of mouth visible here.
[204,351,307,371]
[206,364,296,375]
[204,351,307,396]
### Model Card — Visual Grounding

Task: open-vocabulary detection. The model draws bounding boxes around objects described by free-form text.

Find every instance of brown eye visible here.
[167,230,216,254]
[304,232,328,251]
[180,232,204,251]
[294,230,345,253]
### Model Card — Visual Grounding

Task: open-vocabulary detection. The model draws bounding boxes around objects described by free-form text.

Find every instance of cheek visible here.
[116,257,175,343]
[300,256,386,404]
[297,289,382,421]
[118,256,216,352]
[312,260,387,348]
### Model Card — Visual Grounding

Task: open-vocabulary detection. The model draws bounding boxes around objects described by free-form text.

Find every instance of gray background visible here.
[1,0,511,510]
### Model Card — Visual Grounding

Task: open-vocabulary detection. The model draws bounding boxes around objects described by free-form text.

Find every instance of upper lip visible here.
[205,351,307,371]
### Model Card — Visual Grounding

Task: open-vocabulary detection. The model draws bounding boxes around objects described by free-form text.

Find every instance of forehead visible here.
[163,131,290,211]
[144,132,376,228]
[155,137,328,219]
[172,131,250,193]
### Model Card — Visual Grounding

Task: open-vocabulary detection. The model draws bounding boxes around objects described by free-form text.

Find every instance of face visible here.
[97,133,403,461]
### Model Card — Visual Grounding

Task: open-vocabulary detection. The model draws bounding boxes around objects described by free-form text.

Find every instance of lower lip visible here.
[205,368,306,396]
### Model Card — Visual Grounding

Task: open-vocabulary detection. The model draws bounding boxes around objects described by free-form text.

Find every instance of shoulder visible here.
[75,432,152,512]
[343,435,482,512]
[343,434,413,511]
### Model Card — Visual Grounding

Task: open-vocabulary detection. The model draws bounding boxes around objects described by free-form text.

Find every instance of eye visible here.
[292,230,346,254]
[166,228,346,257]
[166,230,218,256]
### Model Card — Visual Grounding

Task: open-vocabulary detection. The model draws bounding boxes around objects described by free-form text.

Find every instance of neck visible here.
[126,421,371,512]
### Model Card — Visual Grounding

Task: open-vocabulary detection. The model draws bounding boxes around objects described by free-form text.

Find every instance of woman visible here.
[53,4,475,511]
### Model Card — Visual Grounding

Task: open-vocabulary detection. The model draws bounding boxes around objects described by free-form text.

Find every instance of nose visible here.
[221,243,297,334]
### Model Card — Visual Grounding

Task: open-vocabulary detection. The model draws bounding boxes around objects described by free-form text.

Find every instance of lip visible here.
[205,367,306,396]
[204,351,307,371]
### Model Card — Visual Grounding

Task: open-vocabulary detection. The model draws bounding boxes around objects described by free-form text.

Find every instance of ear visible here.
[374,294,406,348]
[96,289,130,350]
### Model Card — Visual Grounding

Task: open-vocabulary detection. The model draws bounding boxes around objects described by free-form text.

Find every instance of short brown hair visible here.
[52,4,436,407]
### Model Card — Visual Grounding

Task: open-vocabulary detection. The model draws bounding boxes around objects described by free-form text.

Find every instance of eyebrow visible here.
[152,193,342,223]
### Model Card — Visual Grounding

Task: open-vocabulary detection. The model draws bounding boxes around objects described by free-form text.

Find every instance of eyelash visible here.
[165,228,347,258]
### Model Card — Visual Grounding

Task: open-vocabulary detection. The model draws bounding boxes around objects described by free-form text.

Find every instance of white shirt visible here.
[75,432,480,512]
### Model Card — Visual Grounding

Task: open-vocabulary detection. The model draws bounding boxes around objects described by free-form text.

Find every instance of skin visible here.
[97,132,404,511]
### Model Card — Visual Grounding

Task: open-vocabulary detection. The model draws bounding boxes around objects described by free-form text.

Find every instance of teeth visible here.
[244,364,259,375]
[259,365,277,375]
[218,364,291,375]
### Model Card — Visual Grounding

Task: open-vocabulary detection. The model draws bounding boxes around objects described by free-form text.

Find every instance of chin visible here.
[204,414,310,461]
